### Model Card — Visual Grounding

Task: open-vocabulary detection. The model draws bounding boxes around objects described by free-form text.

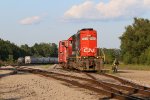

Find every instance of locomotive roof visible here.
[80,28,93,31]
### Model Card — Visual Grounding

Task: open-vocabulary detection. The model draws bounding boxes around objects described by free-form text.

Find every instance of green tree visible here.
[20,44,32,56]
[32,43,58,57]
[0,38,58,62]
[120,18,150,64]
[102,48,120,64]
[0,39,27,61]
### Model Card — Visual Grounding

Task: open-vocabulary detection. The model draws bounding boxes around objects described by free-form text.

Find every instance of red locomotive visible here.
[58,28,103,71]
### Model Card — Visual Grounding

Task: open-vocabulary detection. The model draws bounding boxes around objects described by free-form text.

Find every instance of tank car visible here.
[25,56,58,64]
[17,57,25,65]
[58,28,103,71]
[49,57,58,64]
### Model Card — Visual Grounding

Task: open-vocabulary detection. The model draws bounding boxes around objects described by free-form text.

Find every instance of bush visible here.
[139,52,147,64]
[0,60,4,67]
[145,47,150,65]
[123,52,132,64]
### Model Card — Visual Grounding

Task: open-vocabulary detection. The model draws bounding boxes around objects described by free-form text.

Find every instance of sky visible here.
[0,0,150,49]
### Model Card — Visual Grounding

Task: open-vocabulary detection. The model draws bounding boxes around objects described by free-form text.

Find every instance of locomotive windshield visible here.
[89,37,96,40]
[82,36,96,40]
[82,37,88,40]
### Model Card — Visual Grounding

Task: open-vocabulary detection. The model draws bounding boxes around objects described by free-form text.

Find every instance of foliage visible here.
[105,64,150,71]
[102,48,120,64]
[120,18,150,65]
[30,43,58,57]
[0,60,4,67]
[0,38,58,62]
[0,39,26,61]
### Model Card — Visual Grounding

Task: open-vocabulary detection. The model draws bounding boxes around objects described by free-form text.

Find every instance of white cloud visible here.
[64,1,96,19]
[144,0,150,7]
[19,16,41,25]
[64,0,150,20]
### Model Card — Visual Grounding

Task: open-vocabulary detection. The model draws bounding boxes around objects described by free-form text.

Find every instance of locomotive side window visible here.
[62,42,65,45]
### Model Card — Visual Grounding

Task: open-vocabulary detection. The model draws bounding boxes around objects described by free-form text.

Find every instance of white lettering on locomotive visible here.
[83,48,95,53]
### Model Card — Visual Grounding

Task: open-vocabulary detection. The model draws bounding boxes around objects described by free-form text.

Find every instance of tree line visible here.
[0,39,58,62]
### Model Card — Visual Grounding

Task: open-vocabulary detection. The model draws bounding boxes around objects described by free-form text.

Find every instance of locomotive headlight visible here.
[84,57,86,59]
[97,57,99,59]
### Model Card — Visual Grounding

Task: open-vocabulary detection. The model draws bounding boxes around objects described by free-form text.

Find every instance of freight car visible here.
[58,28,104,71]
[17,57,25,65]
[17,56,58,65]
[25,56,58,64]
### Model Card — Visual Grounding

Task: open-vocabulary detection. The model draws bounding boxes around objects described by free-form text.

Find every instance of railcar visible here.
[24,56,58,64]
[58,40,68,65]
[17,57,25,65]
[58,28,103,71]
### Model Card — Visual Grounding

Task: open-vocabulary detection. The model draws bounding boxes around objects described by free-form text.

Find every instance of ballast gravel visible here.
[0,70,103,100]
[1,65,150,100]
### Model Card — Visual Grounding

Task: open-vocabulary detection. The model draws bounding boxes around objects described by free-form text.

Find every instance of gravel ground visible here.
[115,70,150,87]
[0,65,150,100]
[0,68,103,100]
[0,70,12,75]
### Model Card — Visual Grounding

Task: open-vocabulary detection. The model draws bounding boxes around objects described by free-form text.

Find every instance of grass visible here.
[39,64,53,69]
[104,64,150,71]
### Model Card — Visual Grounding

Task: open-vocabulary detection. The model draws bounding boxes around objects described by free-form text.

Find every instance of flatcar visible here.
[58,28,104,71]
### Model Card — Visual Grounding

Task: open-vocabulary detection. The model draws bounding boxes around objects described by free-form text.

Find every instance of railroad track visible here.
[1,66,150,100]
[0,70,17,78]
[85,73,150,99]
[101,73,150,91]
